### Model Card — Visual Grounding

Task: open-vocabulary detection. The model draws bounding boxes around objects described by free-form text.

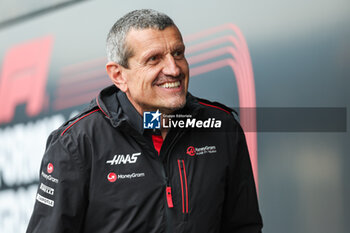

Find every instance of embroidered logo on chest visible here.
[186,145,217,156]
[106,152,141,165]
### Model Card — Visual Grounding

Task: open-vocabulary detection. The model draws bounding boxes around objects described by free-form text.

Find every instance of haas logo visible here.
[106,152,141,165]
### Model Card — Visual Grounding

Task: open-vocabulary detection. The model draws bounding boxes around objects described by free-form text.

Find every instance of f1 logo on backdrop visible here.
[0,36,54,124]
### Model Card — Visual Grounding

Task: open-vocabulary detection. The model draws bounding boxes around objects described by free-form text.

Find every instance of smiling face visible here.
[107,26,189,115]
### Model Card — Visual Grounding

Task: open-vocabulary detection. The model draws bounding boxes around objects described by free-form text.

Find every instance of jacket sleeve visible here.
[26,131,89,233]
[221,122,263,233]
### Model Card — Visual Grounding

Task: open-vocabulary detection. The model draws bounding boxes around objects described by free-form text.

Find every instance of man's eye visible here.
[148,56,158,62]
[173,50,184,58]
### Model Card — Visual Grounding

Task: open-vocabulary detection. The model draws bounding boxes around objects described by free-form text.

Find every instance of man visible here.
[27,9,262,233]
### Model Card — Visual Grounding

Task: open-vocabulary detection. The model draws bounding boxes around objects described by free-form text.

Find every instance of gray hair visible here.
[106,9,175,68]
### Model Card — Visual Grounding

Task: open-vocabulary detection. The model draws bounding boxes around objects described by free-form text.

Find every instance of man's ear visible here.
[106,61,128,92]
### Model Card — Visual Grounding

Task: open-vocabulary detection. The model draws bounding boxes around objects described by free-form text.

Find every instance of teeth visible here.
[159,81,180,88]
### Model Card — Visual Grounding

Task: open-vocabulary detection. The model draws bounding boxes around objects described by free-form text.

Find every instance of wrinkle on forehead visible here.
[125,26,184,60]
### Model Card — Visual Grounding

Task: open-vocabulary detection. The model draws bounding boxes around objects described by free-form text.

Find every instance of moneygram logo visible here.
[41,171,58,183]
[107,172,117,182]
[107,172,145,182]
[187,146,196,156]
[47,163,54,174]
[187,145,217,156]
[117,173,145,179]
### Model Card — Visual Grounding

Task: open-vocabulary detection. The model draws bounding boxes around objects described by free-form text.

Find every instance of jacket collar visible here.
[117,90,144,133]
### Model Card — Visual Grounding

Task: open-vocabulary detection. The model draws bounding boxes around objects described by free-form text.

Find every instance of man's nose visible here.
[162,54,180,77]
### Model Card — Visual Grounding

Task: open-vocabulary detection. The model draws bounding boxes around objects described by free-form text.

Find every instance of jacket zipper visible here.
[160,128,187,230]
[162,129,184,207]
[177,159,189,220]
[166,186,174,208]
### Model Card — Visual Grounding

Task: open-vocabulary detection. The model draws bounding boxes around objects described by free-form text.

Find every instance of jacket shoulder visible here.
[57,104,103,137]
[63,109,101,135]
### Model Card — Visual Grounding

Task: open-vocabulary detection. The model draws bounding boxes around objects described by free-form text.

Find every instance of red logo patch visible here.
[107,172,117,182]
[186,146,196,156]
[47,163,54,174]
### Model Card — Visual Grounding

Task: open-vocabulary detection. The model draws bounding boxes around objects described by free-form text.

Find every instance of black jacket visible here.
[27,85,262,233]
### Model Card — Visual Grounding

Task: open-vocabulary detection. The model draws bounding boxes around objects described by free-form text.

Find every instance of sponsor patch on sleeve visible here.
[36,193,54,207]
[41,171,59,183]
[39,183,54,195]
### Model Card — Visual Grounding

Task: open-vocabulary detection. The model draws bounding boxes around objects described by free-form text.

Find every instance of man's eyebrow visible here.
[140,43,185,60]
[140,48,163,60]
[172,44,185,51]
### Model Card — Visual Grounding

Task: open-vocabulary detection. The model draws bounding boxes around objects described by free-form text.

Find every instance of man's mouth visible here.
[157,80,181,89]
